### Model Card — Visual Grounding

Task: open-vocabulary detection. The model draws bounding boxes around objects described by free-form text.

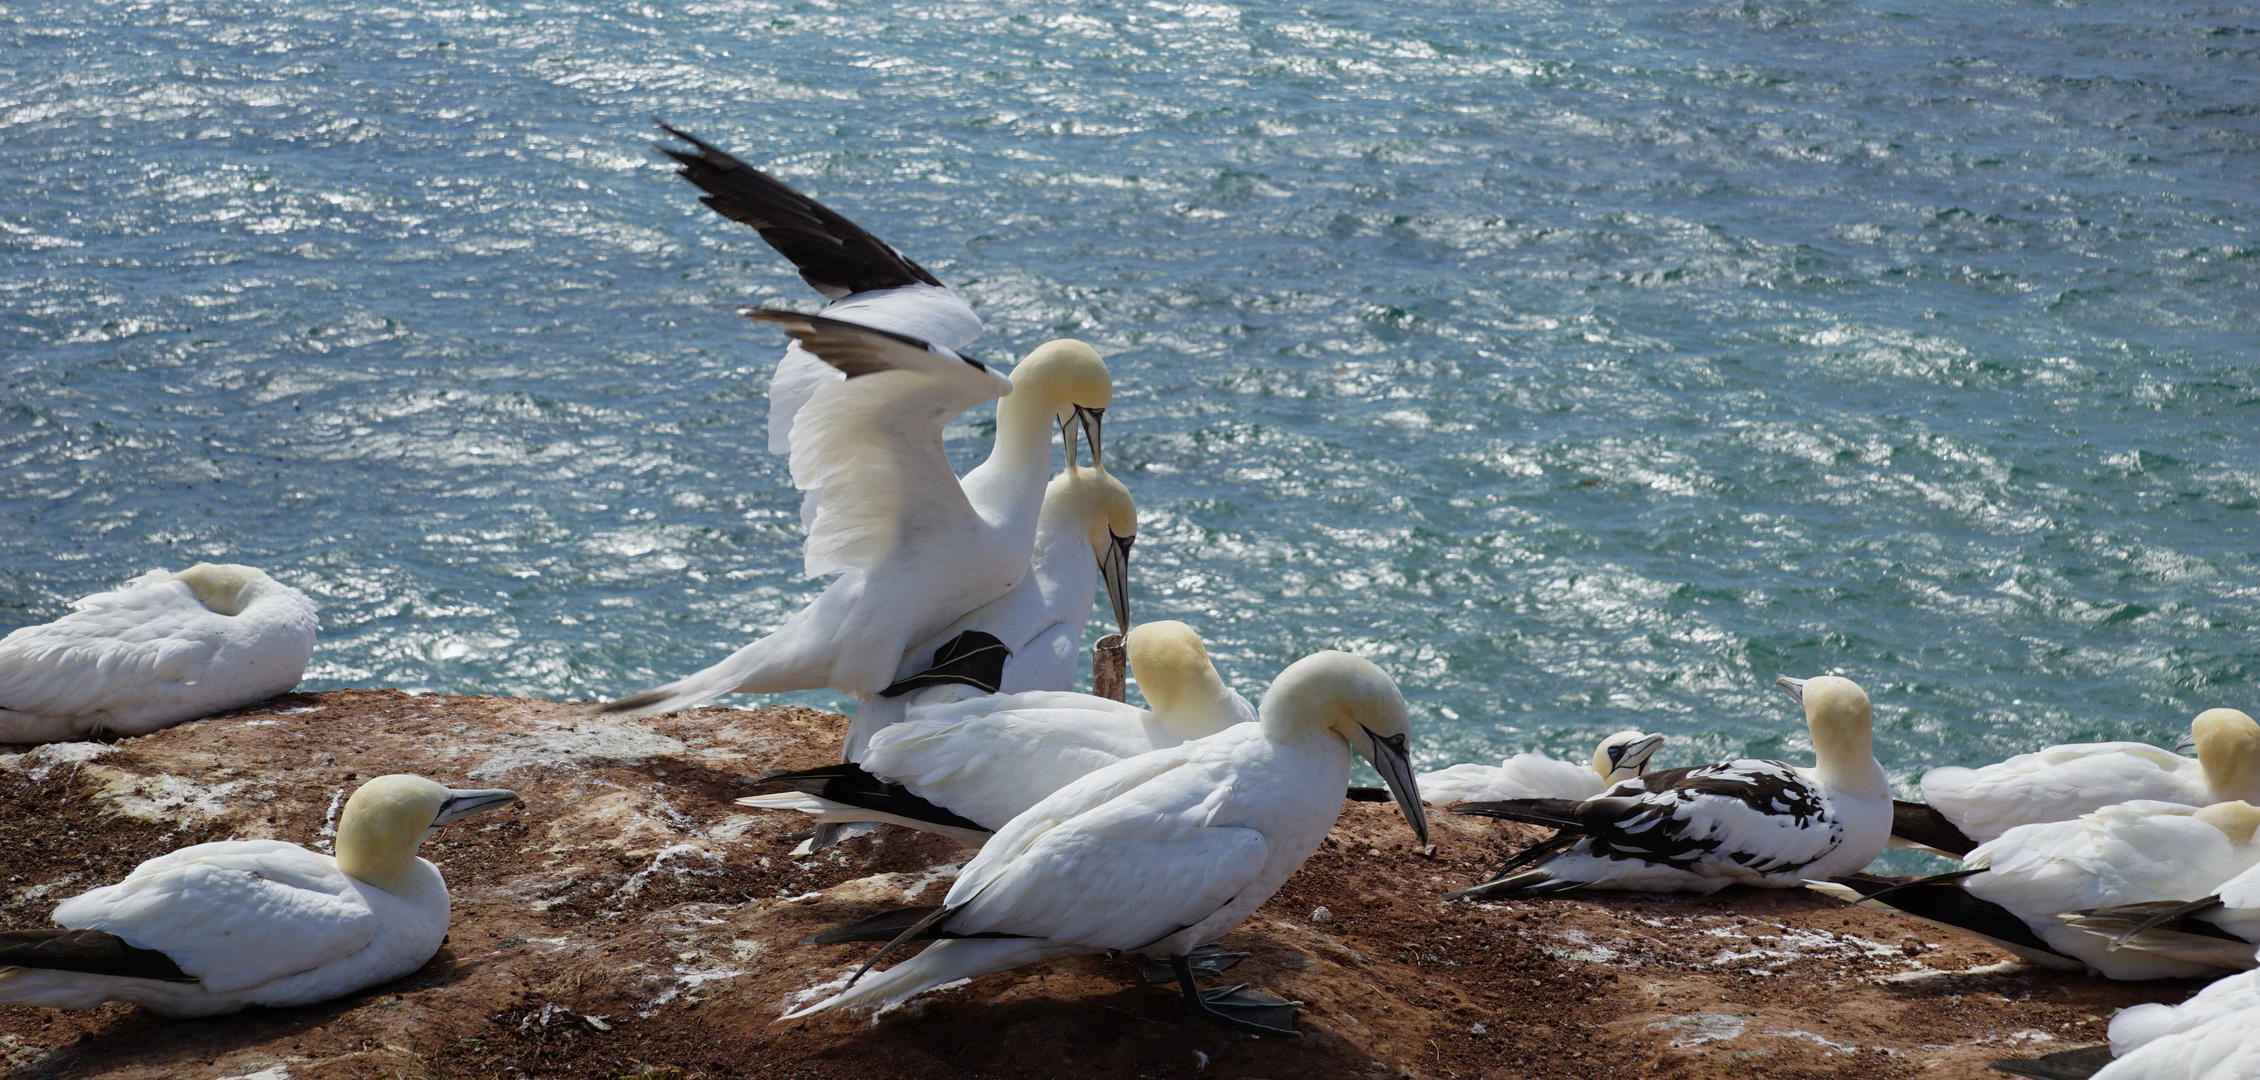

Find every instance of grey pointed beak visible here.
[1100,531,1133,636]
[1609,733,1666,775]
[1359,725,1429,845]
[1774,675,1807,705]
[1075,405,1106,469]
[434,788,520,827]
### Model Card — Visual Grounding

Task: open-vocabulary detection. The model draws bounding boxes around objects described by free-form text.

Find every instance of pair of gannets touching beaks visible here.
[0,775,516,1017]
[785,650,1427,1036]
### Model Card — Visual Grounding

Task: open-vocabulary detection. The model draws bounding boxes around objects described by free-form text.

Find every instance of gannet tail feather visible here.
[1448,798,1589,831]
[780,938,1077,1020]
[0,929,197,982]
[1890,799,1977,857]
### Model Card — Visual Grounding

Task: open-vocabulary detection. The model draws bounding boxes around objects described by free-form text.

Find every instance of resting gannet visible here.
[1810,800,2260,980]
[838,431,1138,763]
[0,564,317,744]
[782,650,1425,1036]
[594,129,1114,718]
[1449,675,1889,898]
[2061,819,2260,973]
[1890,709,2260,857]
[1416,730,1666,805]
[0,775,517,1016]
[742,620,1253,846]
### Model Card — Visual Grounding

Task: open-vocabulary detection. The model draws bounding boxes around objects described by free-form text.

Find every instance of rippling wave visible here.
[6,2,2257,845]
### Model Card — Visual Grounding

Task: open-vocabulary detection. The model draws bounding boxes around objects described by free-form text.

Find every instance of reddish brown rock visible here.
[0,689,2208,1079]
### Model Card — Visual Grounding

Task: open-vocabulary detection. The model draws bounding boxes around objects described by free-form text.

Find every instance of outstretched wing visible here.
[751,309,1012,579]
[658,122,943,298]
[656,125,984,454]
[51,841,378,993]
[0,576,224,720]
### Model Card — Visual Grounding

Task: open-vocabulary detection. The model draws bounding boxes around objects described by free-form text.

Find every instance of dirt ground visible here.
[0,690,2214,1080]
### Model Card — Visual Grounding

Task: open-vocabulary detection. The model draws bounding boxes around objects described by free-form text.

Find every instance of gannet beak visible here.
[434,788,520,826]
[1773,675,1807,705]
[1100,532,1134,636]
[1075,405,1106,469]
[1360,725,1429,845]
[1610,733,1666,773]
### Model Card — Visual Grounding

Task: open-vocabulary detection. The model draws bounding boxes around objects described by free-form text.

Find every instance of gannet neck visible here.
[334,775,517,896]
[2195,801,2260,846]
[171,563,270,618]
[2194,709,2260,801]
[1793,675,1888,796]
[1126,621,1233,740]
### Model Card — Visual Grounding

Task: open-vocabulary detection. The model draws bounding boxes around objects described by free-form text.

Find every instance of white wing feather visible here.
[0,579,225,719]
[50,841,377,994]
[1924,742,2207,842]
[863,691,1163,827]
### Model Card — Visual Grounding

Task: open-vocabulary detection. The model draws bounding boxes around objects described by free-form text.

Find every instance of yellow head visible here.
[1588,730,1667,784]
[2194,709,2260,800]
[172,563,270,617]
[334,774,518,894]
[1773,675,1883,792]
[1010,339,1112,463]
[1259,651,1427,843]
[1126,621,1241,738]
[2195,801,2260,846]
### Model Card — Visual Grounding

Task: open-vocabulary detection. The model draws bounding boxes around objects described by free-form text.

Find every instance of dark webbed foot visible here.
[1167,954,1300,1037]
[1136,942,1247,983]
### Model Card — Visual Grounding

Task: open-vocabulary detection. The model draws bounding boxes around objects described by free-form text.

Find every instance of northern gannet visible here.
[594,129,1115,718]
[838,434,1138,763]
[1416,730,1666,805]
[742,620,1253,845]
[2008,967,2260,1080]
[781,650,1425,1035]
[0,775,517,1016]
[0,564,318,744]
[1890,709,2260,857]
[1448,675,1889,898]
[1808,800,2260,980]
[2061,822,2260,973]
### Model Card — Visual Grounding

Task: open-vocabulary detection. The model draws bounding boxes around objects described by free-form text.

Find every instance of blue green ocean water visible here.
[4,0,2256,853]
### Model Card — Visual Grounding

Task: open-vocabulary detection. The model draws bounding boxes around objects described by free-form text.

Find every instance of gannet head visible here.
[1012,339,1112,466]
[1590,730,1666,784]
[171,563,273,617]
[1773,675,1882,791]
[1260,651,1428,844]
[2193,709,2260,801]
[1087,467,1136,635]
[1126,621,1239,738]
[2195,801,2260,846]
[335,774,519,894]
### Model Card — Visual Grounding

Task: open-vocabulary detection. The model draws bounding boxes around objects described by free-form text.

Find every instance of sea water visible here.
[5,1,2256,854]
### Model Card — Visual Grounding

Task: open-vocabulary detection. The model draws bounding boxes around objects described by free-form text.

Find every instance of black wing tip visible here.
[0,928,198,983]
[1891,799,1978,857]
[1988,1046,2114,1080]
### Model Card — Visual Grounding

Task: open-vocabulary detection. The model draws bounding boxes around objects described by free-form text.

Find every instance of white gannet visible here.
[838,434,1138,763]
[742,620,1254,846]
[780,650,1425,1035]
[2077,968,2260,1080]
[1890,708,2260,857]
[2061,822,2260,973]
[1808,800,2260,980]
[595,130,1114,718]
[1448,675,1890,898]
[0,564,318,744]
[0,775,517,1017]
[1415,730,1667,806]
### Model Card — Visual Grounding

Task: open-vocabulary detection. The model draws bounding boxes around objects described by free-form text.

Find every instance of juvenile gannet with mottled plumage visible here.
[1889,708,2260,857]
[782,651,1424,1035]
[1808,800,2260,980]
[1448,675,1890,898]
[0,564,318,744]
[839,433,1139,763]
[0,775,517,1017]
[593,128,1114,718]
[1417,730,1666,806]
[742,620,1254,846]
